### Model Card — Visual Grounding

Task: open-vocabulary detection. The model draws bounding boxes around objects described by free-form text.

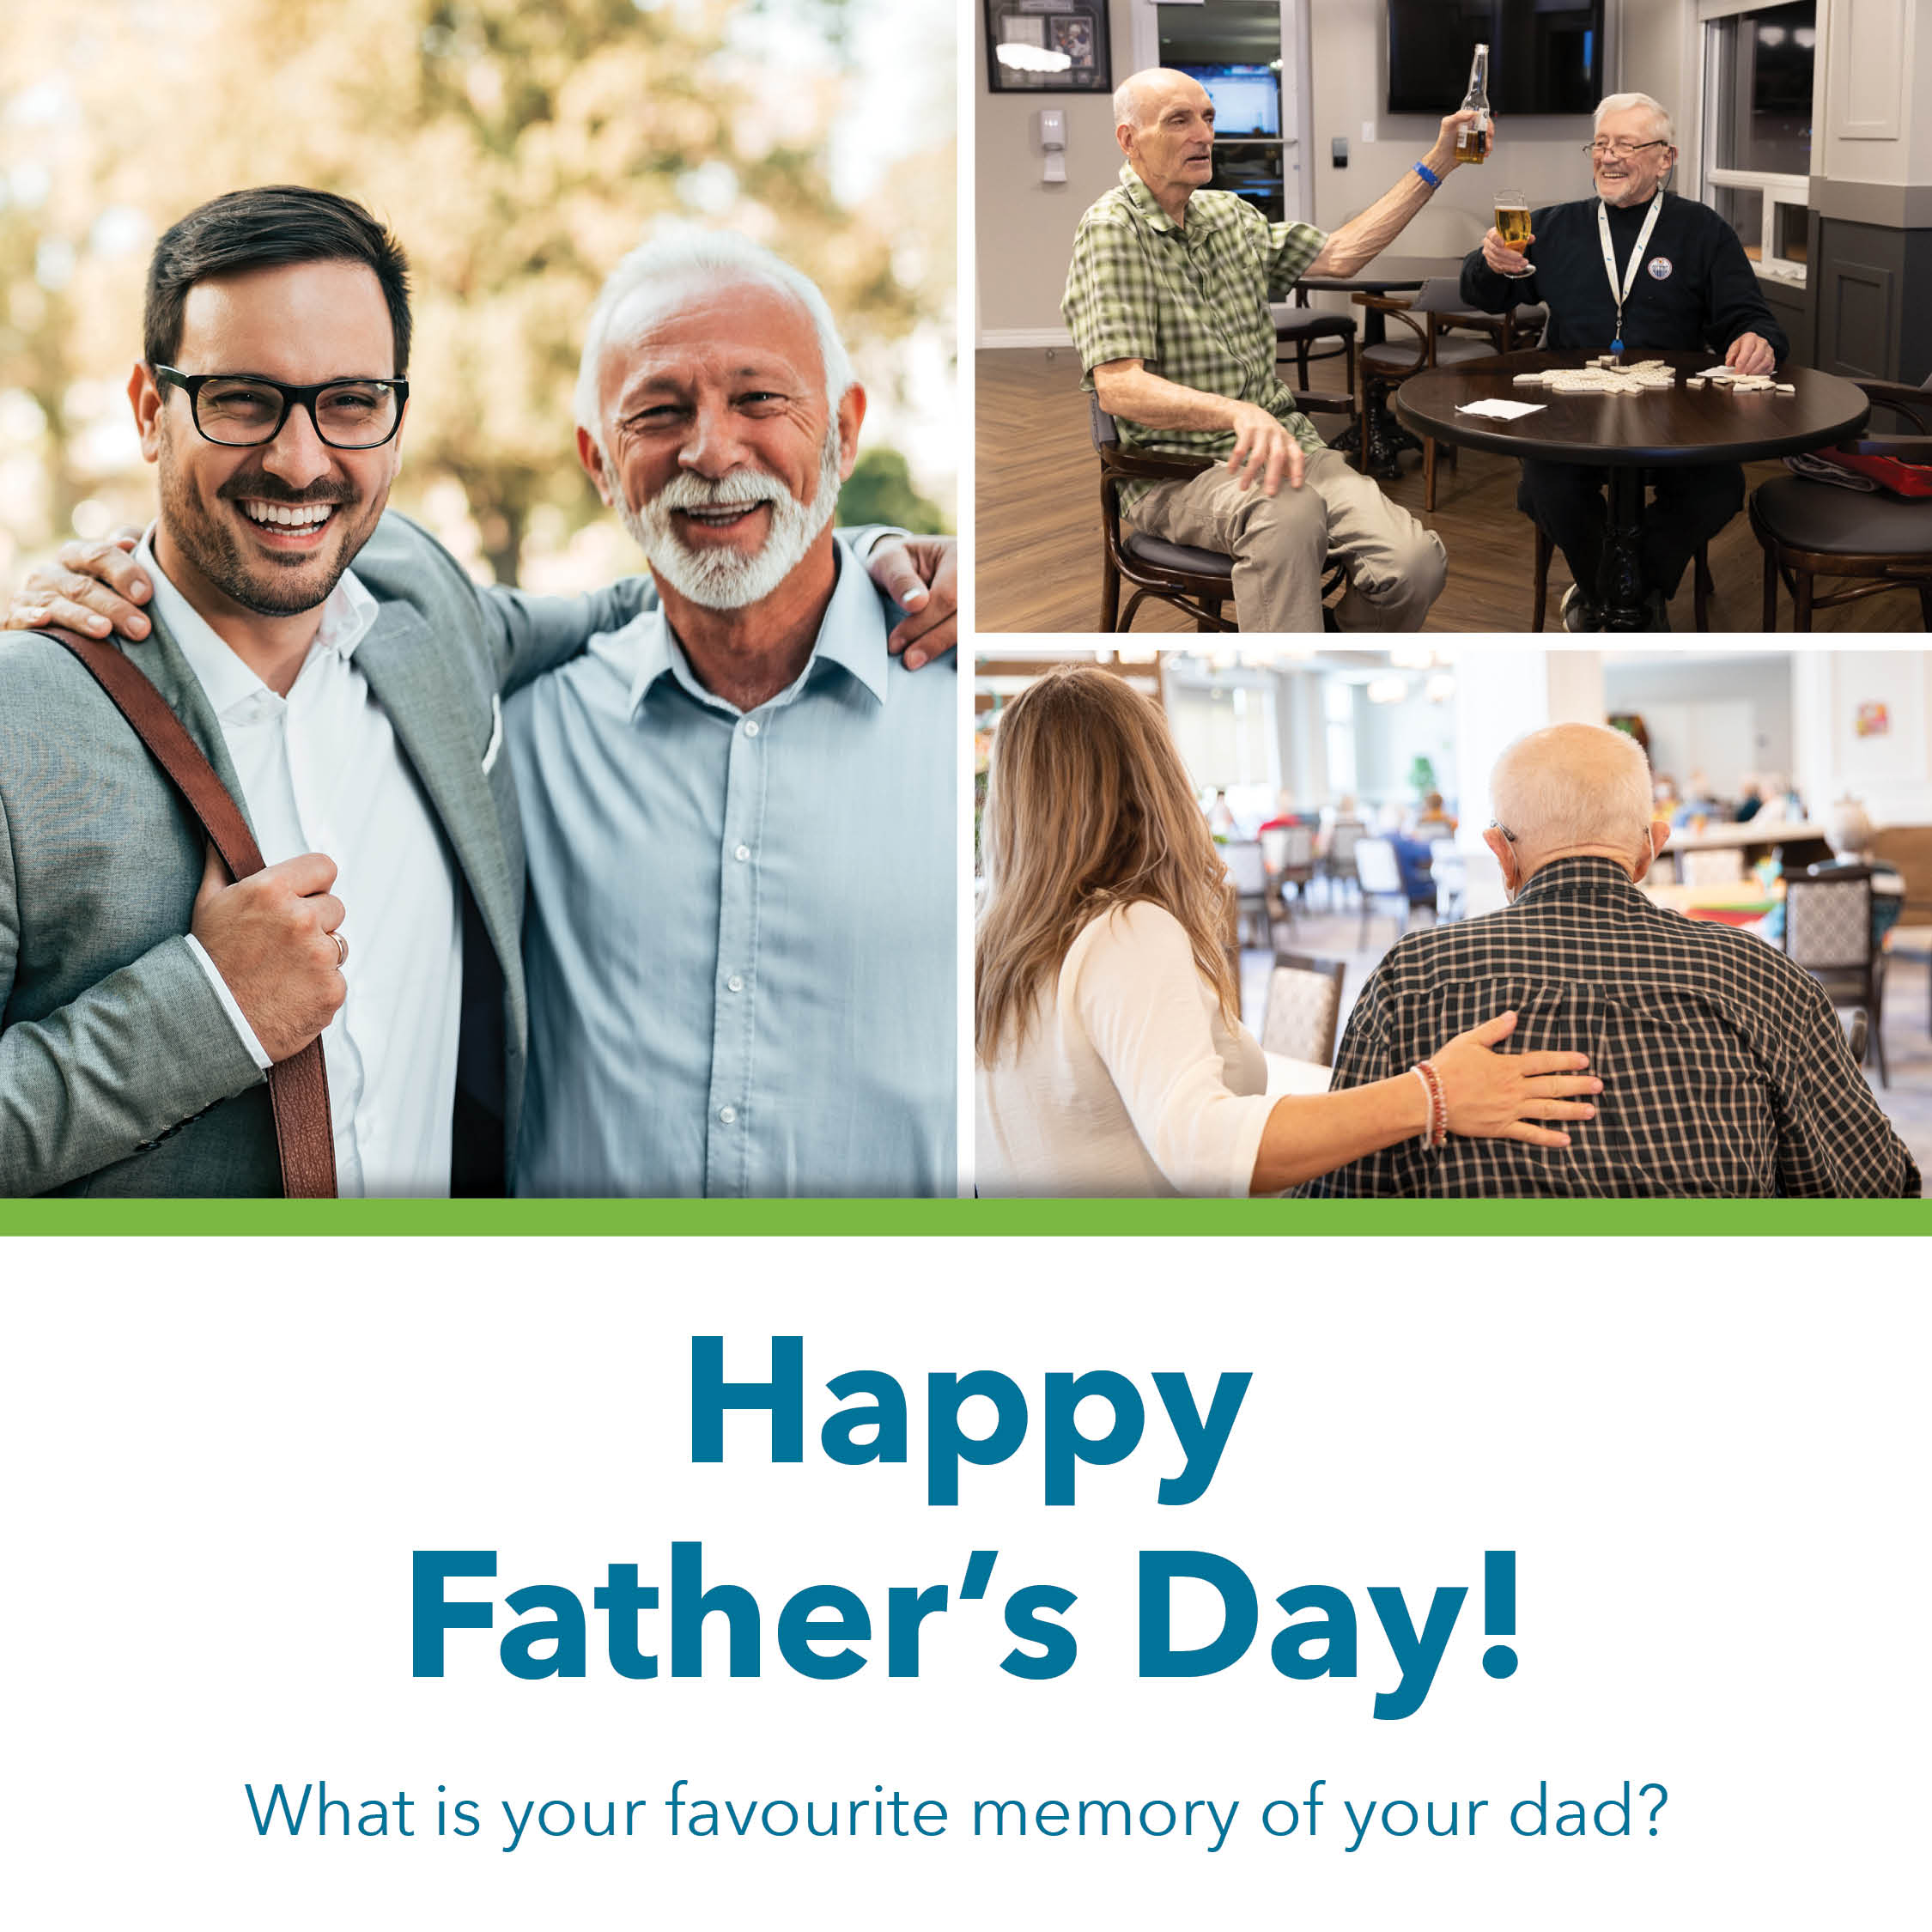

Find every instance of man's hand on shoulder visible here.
[865,534,957,669]
[191,845,348,1063]
[7,531,152,639]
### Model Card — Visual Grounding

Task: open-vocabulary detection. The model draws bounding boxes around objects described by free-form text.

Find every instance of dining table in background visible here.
[1394,349,1872,629]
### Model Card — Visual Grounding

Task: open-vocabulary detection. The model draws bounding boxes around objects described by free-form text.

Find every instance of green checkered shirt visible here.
[1064,162,1329,506]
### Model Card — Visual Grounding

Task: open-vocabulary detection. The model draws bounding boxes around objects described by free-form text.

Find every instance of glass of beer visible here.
[1496,190,1532,253]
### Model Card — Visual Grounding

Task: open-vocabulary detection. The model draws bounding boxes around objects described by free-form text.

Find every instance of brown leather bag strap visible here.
[49,626,337,1200]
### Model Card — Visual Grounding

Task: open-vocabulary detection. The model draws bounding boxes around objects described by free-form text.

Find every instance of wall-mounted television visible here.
[1176,63,1282,139]
[1387,1,1603,118]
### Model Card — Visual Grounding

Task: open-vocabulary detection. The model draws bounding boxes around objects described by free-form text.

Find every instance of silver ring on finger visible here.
[331,929,348,967]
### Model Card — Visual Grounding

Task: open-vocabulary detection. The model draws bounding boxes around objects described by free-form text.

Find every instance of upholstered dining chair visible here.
[1783,862,1886,1086]
[1354,835,1419,950]
[1260,823,1317,931]
[1260,951,1350,1068]
[1224,838,1273,951]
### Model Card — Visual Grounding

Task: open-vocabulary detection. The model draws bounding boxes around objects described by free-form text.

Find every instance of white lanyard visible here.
[1597,193,1664,355]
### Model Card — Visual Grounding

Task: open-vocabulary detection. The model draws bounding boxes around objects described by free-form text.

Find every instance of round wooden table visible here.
[1393,349,1872,629]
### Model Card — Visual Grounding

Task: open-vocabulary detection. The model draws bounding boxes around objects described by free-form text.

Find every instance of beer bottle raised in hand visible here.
[1456,43,1491,163]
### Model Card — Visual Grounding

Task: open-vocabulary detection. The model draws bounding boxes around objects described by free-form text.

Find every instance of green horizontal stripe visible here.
[0,1199,1924,1236]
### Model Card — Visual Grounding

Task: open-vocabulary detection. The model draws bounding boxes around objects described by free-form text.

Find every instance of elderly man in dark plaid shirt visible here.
[1062,69,1478,632]
[1303,723,1919,1198]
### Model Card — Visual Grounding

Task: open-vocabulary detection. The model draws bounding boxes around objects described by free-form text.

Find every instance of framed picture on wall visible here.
[985,1,1113,94]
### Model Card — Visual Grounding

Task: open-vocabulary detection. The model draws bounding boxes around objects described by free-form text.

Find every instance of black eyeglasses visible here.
[153,365,409,449]
[1583,138,1672,161]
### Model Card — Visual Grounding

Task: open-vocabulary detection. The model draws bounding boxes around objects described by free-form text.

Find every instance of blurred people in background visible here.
[1408,790,1455,838]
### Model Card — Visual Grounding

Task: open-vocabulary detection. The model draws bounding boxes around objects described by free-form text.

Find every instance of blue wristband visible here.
[1413,160,1441,189]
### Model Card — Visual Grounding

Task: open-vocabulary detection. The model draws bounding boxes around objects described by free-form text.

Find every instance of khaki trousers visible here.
[1133,446,1448,633]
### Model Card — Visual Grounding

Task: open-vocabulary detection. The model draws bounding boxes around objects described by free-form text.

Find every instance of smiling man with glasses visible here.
[0,186,953,1199]
[1457,91,1788,630]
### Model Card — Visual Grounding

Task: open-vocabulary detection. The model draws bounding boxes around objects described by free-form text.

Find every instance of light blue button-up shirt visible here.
[507,544,957,1197]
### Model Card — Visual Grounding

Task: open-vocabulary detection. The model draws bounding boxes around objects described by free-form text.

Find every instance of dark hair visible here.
[143,185,411,376]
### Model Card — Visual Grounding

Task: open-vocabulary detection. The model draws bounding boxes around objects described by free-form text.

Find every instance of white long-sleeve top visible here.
[975,901,1274,1198]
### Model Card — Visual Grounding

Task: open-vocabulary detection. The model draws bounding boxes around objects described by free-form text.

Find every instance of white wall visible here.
[1793,649,1932,826]
[1451,648,1609,914]
[1602,652,1795,793]
[1352,680,1461,811]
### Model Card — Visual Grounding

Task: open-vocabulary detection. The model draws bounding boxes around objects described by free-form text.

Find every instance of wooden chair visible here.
[1260,823,1317,932]
[1091,394,1352,632]
[1530,519,1712,630]
[1322,820,1364,908]
[1271,297,1357,393]
[1354,277,1543,511]
[1749,376,1932,629]
[1783,862,1886,1086]
[1260,951,1349,1067]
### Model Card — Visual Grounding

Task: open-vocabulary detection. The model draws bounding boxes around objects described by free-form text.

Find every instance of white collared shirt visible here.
[144,535,464,1198]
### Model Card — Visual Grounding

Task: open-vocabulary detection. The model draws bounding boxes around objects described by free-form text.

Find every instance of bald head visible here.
[1114,69,1217,211]
[1115,68,1202,134]
[1488,722,1666,884]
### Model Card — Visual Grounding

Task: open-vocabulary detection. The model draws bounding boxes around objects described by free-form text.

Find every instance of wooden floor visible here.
[975,347,1928,635]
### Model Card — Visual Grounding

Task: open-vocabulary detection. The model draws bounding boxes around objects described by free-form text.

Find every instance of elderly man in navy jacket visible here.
[1459,91,1786,629]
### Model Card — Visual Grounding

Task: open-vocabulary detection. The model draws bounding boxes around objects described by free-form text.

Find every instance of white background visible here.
[3,1235,1926,1928]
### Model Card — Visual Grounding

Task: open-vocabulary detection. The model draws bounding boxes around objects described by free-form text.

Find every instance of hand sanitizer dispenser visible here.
[1036,107,1066,184]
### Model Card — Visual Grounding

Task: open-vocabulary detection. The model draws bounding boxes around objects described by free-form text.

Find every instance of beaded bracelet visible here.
[1413,160,1442,190]
[1412,1059,1448,1151]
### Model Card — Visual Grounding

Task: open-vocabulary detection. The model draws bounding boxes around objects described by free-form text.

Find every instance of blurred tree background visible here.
[0,0,953,591]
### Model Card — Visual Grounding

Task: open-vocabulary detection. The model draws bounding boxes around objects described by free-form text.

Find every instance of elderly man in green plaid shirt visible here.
[1065,68,1483,632]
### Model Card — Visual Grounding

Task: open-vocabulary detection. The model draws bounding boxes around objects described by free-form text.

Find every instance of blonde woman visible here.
[975,666,1601,1197]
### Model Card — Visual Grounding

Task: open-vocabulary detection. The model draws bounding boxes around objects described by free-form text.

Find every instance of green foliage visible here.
[836,447,947,534]
[1407,755,1438,796]
[0,0,951,582]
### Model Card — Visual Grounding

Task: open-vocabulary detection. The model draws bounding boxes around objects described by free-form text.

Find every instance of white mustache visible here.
[651,470,787,512]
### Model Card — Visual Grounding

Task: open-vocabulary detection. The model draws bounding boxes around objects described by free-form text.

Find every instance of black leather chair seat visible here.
[1752,476,1932,557]
[1273,312,1356,345]
[1360,332,1499,376]
[1124,530,1235,578]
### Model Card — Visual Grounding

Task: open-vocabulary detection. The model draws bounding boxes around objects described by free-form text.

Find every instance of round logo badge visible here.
[1648,256,1674,280]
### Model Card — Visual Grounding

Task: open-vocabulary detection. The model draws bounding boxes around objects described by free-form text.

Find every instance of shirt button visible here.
[719,1105,738,1125]
[726,974,744,993]
[743,719,760,737]
[734,843,750,862]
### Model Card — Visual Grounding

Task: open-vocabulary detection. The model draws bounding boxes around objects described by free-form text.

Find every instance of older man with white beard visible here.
[1458,91,1787,628]
[506,233,956,1197]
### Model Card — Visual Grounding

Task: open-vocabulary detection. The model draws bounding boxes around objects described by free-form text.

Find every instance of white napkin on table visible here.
[1454,398,1546,419]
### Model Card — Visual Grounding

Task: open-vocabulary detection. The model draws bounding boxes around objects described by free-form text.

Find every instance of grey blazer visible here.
[0,510,642,1197]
